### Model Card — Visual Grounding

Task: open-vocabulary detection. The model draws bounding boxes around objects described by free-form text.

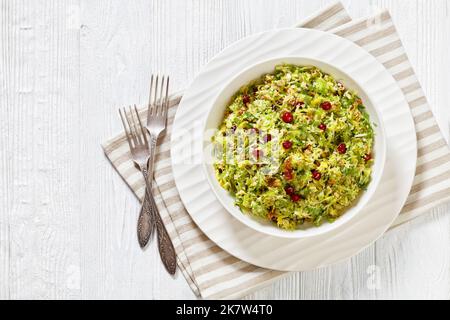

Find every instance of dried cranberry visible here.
[282,141,293,150]
[318,123,327,131]
[311,170,321,180]
[290,194,301,202]
[337,143,347,154]
[281,112,294,123]
[320,101,332,111]
[242,94,250,105]
[285,186,295,195]
[364,153,372,161]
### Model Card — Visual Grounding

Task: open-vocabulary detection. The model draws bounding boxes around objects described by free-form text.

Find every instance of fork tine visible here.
[124,106,139,146]
[119,108,133,148]
[158,75,165,116]
[129,105,143,145]
[148,74,154,116]
[134,104,148,145]
[163,76,170,118]
[152,75,159,116]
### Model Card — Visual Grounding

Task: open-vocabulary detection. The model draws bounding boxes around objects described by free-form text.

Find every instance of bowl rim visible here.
[202,55,387,239]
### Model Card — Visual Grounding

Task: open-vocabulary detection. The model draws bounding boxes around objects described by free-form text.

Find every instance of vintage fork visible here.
[142,75,178,275]
[146,74,169,185]
[119,105,176,275]
[119,106,154,248]
[135,75,170,249]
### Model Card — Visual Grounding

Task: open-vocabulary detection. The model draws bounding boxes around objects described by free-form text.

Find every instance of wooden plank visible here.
[0,0,12,300]
[78,0,196,299]
[0,0,82,299]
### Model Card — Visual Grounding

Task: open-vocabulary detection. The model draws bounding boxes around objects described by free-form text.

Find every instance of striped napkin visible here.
[102,1,450,299]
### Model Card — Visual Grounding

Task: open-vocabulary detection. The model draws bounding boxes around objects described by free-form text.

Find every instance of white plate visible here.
[171,28,417,271]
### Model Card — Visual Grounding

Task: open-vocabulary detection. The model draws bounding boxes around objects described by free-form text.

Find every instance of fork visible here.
[119,105,177,275]
[146,74,169,186]
[135,75,170,248]
[119,106,155,248]
[143,75,178,275]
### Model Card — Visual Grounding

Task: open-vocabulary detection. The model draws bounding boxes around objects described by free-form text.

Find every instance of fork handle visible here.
[137,167,155,248]
[147,135,158,185]
[151,196,177,275]
[140,164,177,275]
[136,136,157,248]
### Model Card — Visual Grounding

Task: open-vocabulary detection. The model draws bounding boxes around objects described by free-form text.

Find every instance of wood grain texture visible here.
[0,0,81,299]
[0,0,449,300]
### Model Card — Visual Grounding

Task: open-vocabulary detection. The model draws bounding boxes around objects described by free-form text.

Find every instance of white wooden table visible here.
[1,0,449,300]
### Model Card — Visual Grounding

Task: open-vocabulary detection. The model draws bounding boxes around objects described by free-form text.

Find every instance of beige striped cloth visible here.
[102,1,450,299]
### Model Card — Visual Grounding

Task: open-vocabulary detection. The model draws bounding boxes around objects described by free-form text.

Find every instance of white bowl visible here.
[202,57,387,239]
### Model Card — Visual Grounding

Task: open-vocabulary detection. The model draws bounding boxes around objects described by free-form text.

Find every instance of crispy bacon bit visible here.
[267,210,278,222]
[291,100,304,109]
[267,177,281,188]
[364,153,372,161]
[303,144,312,155]
[284,158,293,171]
[283,170,293,181]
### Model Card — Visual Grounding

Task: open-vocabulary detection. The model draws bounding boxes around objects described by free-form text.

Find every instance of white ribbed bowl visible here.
[203,57,387,239]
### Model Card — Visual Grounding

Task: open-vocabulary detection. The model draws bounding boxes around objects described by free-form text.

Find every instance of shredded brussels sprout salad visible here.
[212,64,375,230]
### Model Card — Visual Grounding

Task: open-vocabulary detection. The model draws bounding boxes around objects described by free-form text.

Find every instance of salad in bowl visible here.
[204,58,385,238]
